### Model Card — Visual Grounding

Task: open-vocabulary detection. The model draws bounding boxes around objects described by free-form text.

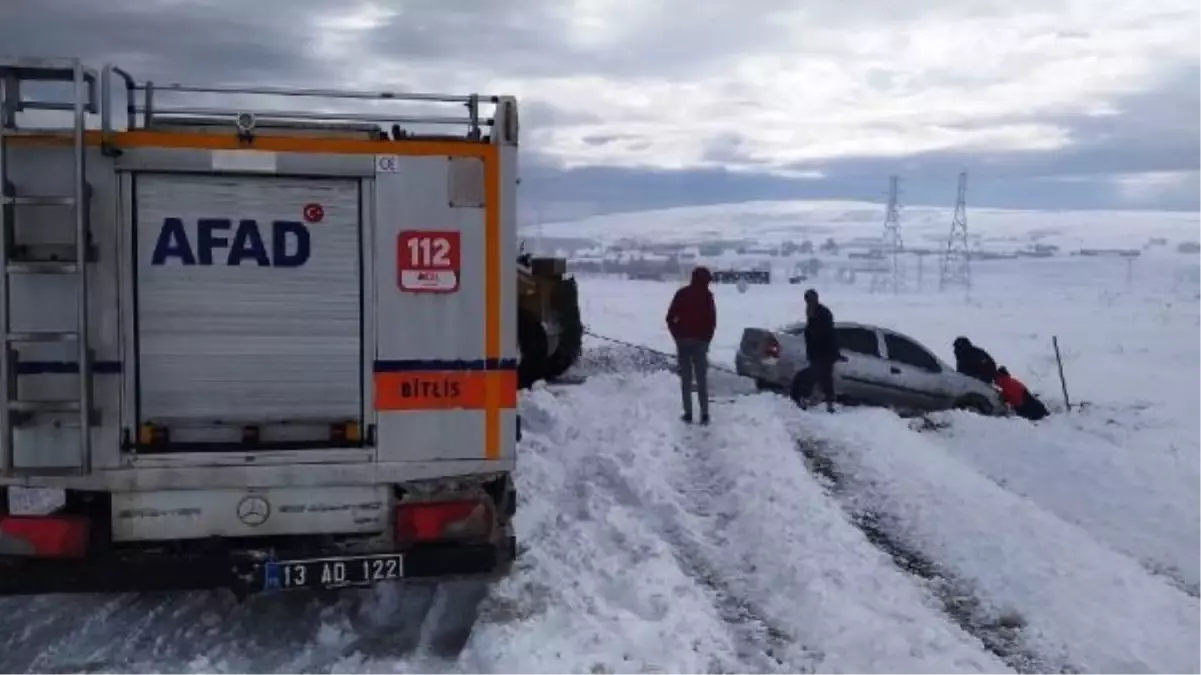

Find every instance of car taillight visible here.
[0,514,89,558]
[394,498,494,545]
[764,336,780,359]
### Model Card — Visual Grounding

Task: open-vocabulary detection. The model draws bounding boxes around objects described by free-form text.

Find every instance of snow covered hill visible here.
[532,199,1200,253]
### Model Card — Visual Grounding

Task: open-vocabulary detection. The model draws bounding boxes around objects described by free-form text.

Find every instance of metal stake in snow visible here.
[1052,336,1071,413]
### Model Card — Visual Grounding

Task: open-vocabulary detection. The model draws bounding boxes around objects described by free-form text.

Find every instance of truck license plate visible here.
[261,554,404,591]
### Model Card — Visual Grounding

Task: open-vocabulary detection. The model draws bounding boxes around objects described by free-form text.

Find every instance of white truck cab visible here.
[0,56,520,597]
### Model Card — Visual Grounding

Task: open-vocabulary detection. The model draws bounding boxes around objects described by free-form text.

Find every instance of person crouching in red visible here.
[666,266,717,425]
[994,366,1049,421]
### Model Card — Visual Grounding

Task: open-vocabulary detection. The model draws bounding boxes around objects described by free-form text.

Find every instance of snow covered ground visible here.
[1,211,1198,673]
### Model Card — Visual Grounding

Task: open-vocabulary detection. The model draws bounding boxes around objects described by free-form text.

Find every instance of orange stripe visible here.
[374,371,516,411]
[8,130,490,158]
[482,144,503,460]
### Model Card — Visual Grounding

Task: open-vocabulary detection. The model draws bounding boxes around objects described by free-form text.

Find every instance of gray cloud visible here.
[355,0,800,79]
[3,0,339,84]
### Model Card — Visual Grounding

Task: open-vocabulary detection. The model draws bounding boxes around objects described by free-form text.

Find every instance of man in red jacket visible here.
[994,367,1050,421]
[666,266,717,424]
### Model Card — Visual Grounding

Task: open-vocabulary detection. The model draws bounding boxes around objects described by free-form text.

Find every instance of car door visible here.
[830,325,895,404]
[879,331,953,411]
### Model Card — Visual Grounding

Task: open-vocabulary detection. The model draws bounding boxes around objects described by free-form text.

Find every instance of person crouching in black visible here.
[803,289,841,412]
[953,336,997,384]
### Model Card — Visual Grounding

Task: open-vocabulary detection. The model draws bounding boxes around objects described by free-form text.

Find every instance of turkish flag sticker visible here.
[303,203,325,223]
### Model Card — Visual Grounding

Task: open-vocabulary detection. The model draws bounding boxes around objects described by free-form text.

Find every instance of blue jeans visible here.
[676,338,710,418]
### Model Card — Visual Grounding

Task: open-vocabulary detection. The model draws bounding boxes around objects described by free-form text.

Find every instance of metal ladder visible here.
[0,56,97,476]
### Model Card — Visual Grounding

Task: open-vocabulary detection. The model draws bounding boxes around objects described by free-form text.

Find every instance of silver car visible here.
[735,320,1005,415]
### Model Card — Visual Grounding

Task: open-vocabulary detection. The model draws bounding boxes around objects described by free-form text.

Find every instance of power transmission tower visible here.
[939,170,971,291]
[871,175,906,294]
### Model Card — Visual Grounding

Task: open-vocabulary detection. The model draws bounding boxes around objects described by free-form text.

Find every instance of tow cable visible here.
[581,329,743,376]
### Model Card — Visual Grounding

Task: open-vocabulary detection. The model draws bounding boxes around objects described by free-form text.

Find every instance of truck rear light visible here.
[394,499,493,545]
[138,424,168,446]
[764,336,781,359]
[330,421,360,443]
[0,514,89,558]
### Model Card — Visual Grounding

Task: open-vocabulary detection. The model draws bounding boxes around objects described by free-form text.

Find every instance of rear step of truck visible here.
[0,57,100,477]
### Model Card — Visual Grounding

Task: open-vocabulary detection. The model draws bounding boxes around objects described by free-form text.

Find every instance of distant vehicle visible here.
[629,271,666,281]
[713,269,771,285]
[735,321,1004,415]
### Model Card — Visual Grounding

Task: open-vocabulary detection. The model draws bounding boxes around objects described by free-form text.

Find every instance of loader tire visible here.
[543,277,583,381]
[518,308,548,390]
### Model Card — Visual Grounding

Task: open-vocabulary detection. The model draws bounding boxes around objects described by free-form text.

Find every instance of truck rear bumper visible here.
[0,538,515,597]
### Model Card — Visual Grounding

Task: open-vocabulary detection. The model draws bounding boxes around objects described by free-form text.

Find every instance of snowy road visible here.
[468,372,1007,673]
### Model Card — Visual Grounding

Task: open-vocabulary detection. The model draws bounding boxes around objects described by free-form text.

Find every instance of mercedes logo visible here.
[236,495,271,526]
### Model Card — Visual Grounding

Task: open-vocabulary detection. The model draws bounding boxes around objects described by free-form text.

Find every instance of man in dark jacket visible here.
[803,289,841,412]
[953,337,998,384]
[666,266,717,424]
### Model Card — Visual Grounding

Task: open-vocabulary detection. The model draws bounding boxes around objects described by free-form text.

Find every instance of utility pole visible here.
[871,175,906,294]
[939,170,972,291]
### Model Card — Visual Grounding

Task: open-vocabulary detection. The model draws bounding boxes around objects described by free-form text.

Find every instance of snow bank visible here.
[459,383,746,674]
[464,373,1007,673]
[789,407,1201,674]
[926,409,1200,593]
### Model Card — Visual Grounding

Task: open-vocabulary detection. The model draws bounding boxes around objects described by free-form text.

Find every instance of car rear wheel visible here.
[954,393,994,415]
[789,369,815,407]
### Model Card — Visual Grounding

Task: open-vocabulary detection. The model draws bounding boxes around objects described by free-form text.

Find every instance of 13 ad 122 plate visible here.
[261,553,405,592]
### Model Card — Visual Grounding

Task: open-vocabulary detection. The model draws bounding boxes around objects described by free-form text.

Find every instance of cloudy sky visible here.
[4,0,1199,219]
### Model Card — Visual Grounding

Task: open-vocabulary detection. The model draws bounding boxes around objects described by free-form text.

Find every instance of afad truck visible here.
[0,56,520,606]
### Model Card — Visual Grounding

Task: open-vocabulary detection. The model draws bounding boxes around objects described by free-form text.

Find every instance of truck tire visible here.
[789,369,816,407]
[543,277,583,381]
[954,393,994,415]
[518,308,548,390]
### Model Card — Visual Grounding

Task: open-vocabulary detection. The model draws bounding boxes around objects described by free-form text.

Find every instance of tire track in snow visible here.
[649,432,811,673]
[577,427,826,674]
[906,413,1201,600]
[786,406,1200,674]
[792,435,1065,674]
[522,375,1008,672]
[1141,562,1200,599]
[462,384,751,674]
[569,449,802,674]
[542,368,810,672]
